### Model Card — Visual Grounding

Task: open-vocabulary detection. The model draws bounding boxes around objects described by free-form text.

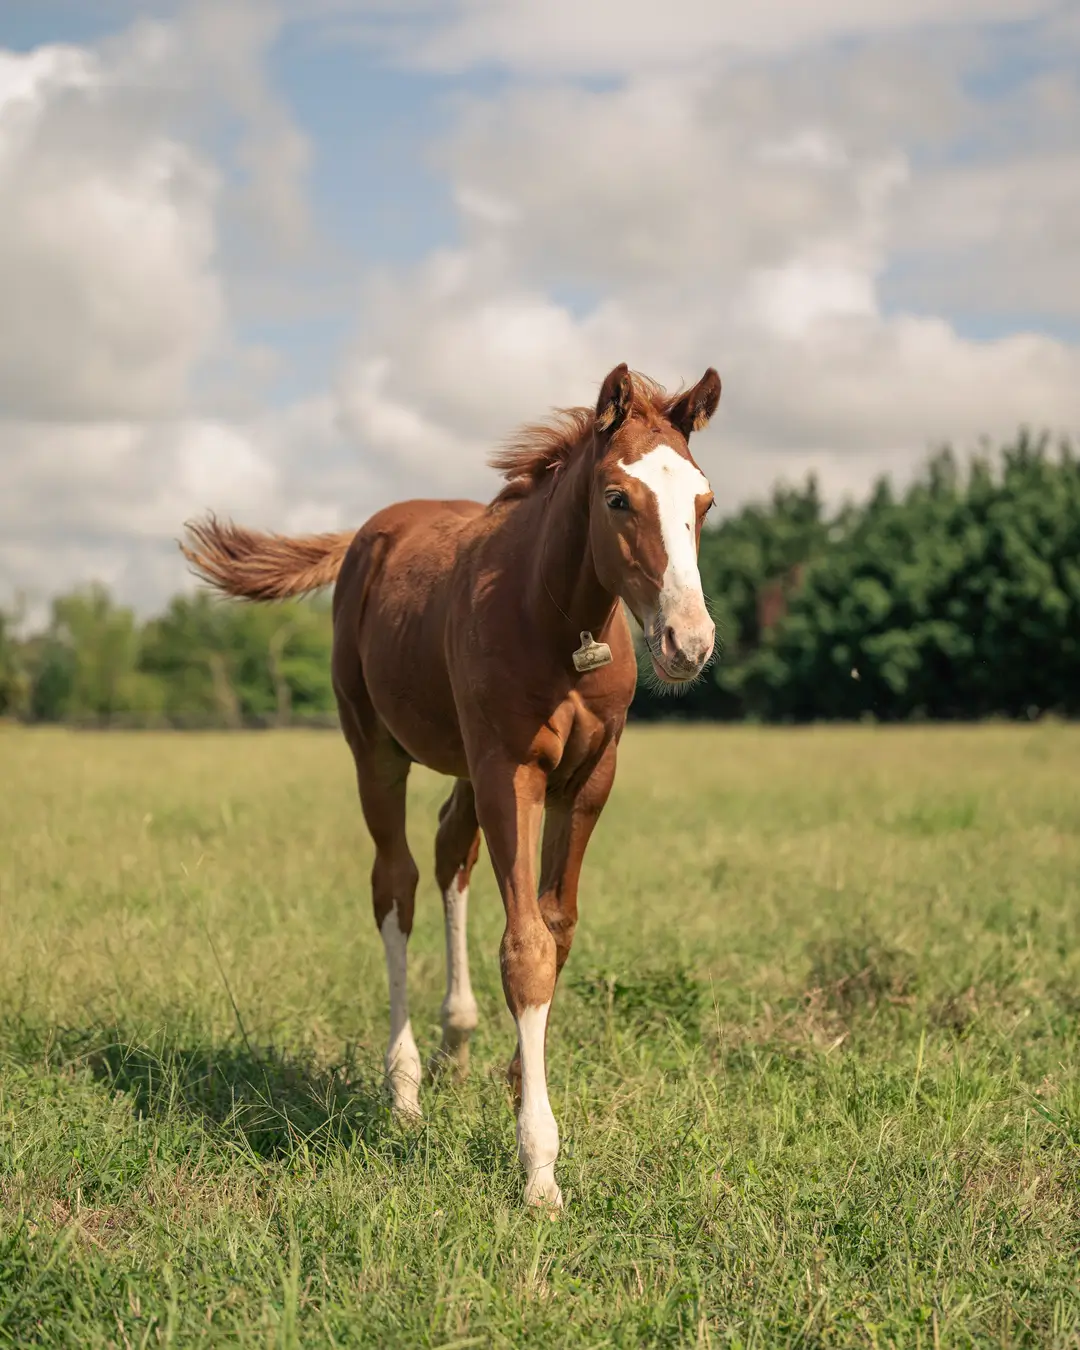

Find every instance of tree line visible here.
[0,587,338,728]
[2,431,1077,727]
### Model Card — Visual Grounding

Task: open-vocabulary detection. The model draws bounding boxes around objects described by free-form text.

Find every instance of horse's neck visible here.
[526,451,616,647]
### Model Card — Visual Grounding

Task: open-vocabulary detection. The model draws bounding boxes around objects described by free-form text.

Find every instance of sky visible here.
[2,0,1079,619]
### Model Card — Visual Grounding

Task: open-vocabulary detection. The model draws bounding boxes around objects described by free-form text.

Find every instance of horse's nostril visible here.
[663,626,677,658]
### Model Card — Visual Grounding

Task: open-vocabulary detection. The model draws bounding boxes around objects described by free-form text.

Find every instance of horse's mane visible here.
[489,372,679,503]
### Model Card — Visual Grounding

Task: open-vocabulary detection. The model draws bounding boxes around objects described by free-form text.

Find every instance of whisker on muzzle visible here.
[633,603,720,699]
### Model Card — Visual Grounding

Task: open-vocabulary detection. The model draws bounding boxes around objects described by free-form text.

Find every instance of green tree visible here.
[139,592,335,725]
[0,604,30,718]
[29,585,162,722]
[750,434,1080,721]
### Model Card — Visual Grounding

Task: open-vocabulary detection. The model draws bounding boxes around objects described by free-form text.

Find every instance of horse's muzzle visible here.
[653,606,715,683]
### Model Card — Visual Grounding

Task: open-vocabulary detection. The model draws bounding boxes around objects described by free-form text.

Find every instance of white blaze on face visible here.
[619,445,710,613]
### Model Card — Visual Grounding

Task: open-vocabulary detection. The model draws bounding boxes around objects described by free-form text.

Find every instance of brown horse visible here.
[181,363,721,1207]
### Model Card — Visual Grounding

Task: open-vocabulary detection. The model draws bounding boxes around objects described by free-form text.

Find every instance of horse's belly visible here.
[361,609,468,778]
[373,686,469,778]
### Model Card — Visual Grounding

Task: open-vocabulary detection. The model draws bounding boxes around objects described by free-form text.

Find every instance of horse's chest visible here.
[539,693,615,789]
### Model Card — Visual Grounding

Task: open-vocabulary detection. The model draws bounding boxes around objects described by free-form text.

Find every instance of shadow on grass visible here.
[47,1021,401,1161]
[1,1010,530,1207]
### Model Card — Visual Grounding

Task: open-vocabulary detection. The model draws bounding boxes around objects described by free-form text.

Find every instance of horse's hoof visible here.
[390,1092,423,1126]
[523,1173,563,1211]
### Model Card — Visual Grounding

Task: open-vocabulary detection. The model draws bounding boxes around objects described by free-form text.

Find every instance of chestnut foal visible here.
[182,363,721,1207]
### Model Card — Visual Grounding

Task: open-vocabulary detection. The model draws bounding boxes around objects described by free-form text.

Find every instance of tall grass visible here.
[2,724,1079,1346]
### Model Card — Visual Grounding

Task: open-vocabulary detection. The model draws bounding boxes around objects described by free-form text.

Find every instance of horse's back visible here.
[336,499,484,606]
[366,498,486,535]
[354,498,485,616]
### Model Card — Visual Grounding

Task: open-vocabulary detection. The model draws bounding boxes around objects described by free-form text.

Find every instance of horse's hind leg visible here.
[351,738,423,1120]
[431,779,481,1077]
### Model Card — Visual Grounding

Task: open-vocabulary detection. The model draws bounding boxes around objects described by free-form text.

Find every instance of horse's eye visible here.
[606,491,630,511]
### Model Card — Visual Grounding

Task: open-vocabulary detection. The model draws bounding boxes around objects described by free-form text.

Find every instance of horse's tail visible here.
[179,515,355,601]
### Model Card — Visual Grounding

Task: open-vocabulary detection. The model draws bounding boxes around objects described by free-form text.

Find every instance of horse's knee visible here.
[372,851,420,929]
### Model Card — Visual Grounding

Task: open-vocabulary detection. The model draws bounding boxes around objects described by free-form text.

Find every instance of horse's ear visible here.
[669,368,722,439]
[595,363,633,436]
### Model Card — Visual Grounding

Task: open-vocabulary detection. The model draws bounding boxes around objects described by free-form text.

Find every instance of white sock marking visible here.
[516,1000,562,1207]
[380,903,422,1118]
[441,878,478,1045]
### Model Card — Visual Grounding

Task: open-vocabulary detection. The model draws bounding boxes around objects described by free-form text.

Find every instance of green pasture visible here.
[1,724,1078,1347]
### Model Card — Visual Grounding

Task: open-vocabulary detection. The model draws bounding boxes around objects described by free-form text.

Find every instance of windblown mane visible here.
[489,372,680,502]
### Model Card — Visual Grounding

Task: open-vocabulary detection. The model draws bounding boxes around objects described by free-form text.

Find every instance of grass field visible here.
[1,723,1079,1348]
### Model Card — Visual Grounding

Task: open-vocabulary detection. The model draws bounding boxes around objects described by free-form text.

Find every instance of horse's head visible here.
[588,363,721,686]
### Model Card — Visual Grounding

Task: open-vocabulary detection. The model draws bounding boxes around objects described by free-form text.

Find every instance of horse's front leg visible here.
[473,758,562,1208]
[506,742,617,1106]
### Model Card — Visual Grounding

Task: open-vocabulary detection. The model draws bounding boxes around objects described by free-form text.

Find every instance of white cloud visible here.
[0,5,331,615]
[340,0,1059,76]
[2,0,1079,621]
[0,43,223,420]
[174,1,315,256]
[329,15,1080,521]
[0,398,378,616]
[738,262,878,339]
[721,319,1080,455]
[438,65,922,300]
[889,150,1080,319]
